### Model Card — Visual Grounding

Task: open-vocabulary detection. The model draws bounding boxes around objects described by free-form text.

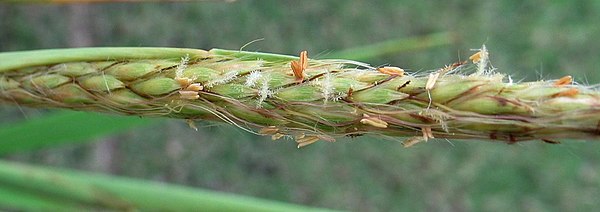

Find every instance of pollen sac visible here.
[551,88,579,98]
[290,50,308,81]
[176,77,193,87]
[271,133,285,140]
[259,126,279,135]
[425,72,441,90]
[421,126,434,141]
[469,52,482,63]
[360,114,388,128]
[402,136,423,148]
[377,66,405,76]
[185,83,203,92]
[178,90,200,100]
[296,135,320,148]
[554,75,572,87]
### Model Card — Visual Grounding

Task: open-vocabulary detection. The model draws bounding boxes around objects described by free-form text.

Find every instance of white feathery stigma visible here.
[475,45,489,75]
[257,76,273,108]
[321,72,335,102]
[175,54,190,79]
[245,70,262,87]
[206,70,239,88]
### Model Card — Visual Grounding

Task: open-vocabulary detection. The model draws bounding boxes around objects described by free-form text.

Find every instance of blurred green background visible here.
[1,0,600,211]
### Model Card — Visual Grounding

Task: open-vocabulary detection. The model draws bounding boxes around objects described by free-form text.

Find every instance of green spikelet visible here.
[1,47,599,147]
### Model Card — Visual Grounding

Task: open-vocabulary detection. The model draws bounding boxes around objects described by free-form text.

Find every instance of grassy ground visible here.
[1,1,600,211]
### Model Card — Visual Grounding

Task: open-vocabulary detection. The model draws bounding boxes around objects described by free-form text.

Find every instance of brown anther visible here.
[316,134,336,142]
[346,87,354,98]
[185,83,203,92]
[551,88,579,98]
[402,136,423,148]
[421,126,434,141]
[377,66,405,76]
[451,60,467,68]
[178,90,199,100]
[296,136,319,148]
[469,52,482,63]
[291,50,308,81]
[259,126,279,135]
[271,133,285,140]
[425,72,441,90]
[186,119,198,131]
[440,61,467,73]
[554,75,573,87]
[176,77,193,87]
[360,114,388,128]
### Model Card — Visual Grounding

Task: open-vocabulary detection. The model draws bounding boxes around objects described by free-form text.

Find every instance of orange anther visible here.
[377,66,405,76]
[552,88,579,98]
[469,52,482,63]
[291,50,308,81]
[554,75,572,87]
[259,126,279,135]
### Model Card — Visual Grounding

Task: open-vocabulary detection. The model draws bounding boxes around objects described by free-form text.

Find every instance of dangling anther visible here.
[271,133,285,140]
[186,119,198,131]
[179,90,200,100]
[551,88,579,98]
[291,50,308,82]
[296,135,319,148]
[425,73,440,91]
[554,75,573,87]
[377,66,405,76]
[440,61,467,74]
[421,126,434,141]
[360,114,388,128]
[402,136,423,148]
[185,83,203,92]
[469,52,482,63]
[259,126,279,135]
[345,87,354,99]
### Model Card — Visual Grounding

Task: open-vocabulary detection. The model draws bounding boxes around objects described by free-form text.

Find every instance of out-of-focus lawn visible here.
[1,1,600,211]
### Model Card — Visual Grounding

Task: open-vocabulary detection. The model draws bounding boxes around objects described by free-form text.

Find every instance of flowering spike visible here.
[2,47,600,148]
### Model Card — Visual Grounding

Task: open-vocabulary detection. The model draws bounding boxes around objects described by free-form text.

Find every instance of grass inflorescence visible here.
[1,47,599,147]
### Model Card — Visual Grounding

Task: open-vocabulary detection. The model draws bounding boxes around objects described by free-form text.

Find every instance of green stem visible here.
[0,160,330,211]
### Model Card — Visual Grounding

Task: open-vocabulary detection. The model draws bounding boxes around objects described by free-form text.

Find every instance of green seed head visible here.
[2,47,600,147]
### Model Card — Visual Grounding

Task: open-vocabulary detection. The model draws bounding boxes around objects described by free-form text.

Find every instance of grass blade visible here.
[325,32,453,61]
[0,160,331,211]
[0,111,154,155]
